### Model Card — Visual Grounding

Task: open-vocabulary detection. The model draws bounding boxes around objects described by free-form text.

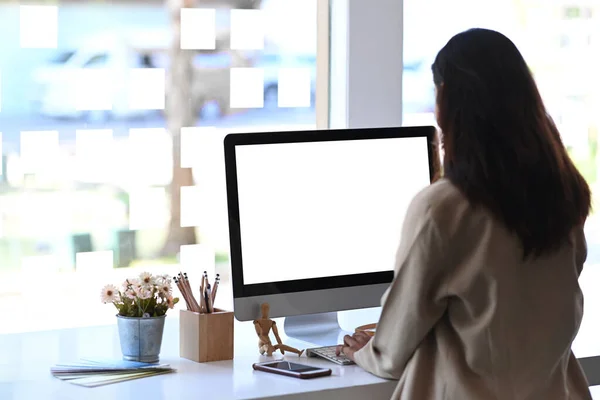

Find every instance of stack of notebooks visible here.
[50,358,175,387]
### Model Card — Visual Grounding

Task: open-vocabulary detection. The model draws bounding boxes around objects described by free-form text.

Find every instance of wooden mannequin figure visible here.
[253,303,304,356]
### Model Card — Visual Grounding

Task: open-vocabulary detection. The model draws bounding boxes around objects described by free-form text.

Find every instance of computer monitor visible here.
[224,126,436,345]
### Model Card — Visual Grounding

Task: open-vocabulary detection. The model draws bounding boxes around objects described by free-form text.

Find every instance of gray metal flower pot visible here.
[116,315,166,363]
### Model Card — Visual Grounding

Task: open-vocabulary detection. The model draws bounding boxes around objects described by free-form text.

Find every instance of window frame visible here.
[323,0,404,130]
[316,0,330,129]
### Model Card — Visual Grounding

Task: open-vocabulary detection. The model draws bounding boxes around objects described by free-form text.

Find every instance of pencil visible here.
[174,277,192,310]
[211,274,220,304]
[183,273,201,312]
[179,272,199,312]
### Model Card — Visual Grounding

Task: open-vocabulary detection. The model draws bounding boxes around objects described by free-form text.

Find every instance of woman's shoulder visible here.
[407,178,474,235]
[411,178,468,215]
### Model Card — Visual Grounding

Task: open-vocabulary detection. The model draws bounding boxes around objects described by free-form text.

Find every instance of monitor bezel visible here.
[224,126,437,299]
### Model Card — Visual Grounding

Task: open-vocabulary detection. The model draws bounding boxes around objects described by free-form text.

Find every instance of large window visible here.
[403,0,600,385]
[0,0,318,333]
[6,1,600,386]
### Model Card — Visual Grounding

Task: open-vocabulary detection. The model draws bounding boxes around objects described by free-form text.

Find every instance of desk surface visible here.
[0,316,396,400]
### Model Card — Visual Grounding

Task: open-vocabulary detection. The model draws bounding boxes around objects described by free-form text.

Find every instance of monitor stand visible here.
[283,312,348,347]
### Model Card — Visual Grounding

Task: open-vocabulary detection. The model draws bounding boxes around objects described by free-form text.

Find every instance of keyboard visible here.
[306,346,355,365]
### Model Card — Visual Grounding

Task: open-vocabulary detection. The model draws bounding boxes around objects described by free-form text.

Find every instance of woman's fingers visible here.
[341,344,356,361]
[337,332,370,361]
[353,331,371,343]
[343,334,359,348]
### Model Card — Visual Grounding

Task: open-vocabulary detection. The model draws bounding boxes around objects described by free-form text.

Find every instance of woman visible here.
[337,28,593,399]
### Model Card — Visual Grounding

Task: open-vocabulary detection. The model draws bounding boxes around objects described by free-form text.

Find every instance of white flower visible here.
[124,288,136,300]
[130,278,142,289]
[133,285,143,297]
[101,285,119,304]
[143,288,154,300]
[156,274,171,285]
[139,272,155,287]
[136,286,154,300]
[121,279,132,292]
[158,282,172,297]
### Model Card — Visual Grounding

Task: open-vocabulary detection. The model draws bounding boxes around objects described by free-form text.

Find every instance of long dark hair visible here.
[431,28,591,258]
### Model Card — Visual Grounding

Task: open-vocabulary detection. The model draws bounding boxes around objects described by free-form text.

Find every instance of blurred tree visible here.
[161,0,197,257]
[161,0,261,257]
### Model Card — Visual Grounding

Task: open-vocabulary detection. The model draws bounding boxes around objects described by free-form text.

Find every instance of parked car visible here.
[30,31,251,121]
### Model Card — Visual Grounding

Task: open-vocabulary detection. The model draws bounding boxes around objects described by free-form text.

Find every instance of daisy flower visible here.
[158,281,172,297]
[121,279,132,292]
[137,287,153,300]
[133,284,144,297]
[124,288,136,300]
[100,284,119,304]
[144,288,155,300]
[156,274,171,286]
[139,272,155,287]
[129,278,142,291]
[166,296,175,309]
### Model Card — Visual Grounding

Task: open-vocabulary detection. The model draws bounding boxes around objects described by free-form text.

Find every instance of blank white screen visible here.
[235,137,431,285]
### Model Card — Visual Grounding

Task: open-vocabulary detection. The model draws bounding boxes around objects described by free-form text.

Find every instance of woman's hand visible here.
[335,331,372,362]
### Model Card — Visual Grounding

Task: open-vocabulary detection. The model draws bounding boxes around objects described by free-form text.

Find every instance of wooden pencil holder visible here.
[179,309,234,363]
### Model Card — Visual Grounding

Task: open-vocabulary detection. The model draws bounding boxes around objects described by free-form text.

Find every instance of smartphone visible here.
[252,361,332,379]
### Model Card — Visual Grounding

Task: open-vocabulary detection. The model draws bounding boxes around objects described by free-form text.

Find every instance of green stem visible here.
[135,298,142,317]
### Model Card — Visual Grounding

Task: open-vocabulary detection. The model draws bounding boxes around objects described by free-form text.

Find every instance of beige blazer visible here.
[354,179,592,400]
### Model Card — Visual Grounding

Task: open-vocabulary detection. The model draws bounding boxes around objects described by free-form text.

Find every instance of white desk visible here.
[0,317,396,400]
